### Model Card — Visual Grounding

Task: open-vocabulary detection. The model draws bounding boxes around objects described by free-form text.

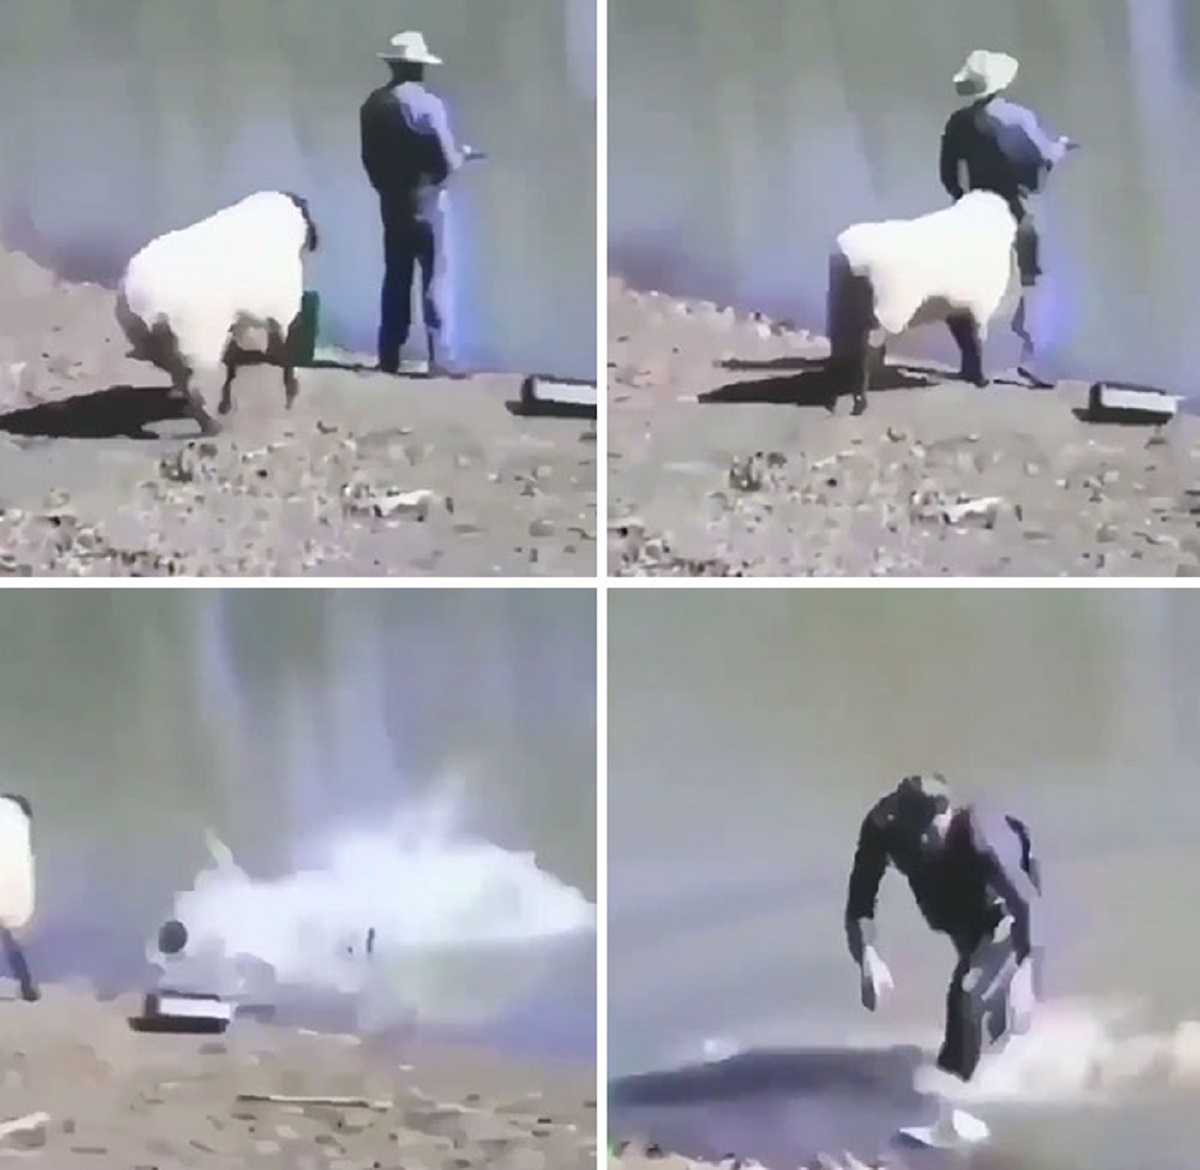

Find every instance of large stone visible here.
[517,376,597,418]
[1086,382,1179,424]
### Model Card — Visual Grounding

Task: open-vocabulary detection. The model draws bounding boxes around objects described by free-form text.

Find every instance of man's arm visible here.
[845,809,890,966]
[359,99,383,192]
[423,92,465,184]
[1013,104,1070,168]
[939,112,965,200]
[970,810,1039,961]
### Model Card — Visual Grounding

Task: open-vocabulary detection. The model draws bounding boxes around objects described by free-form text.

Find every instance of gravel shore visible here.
[0,247,596,576]
[0,982,595,1168]
[608,278,1200,577]
[610,1146,888,1170]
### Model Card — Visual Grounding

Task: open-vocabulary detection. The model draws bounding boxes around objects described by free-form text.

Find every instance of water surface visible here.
[610,0,1200,393]
[3,588,596,1059]
[0,0,596,378]
[609,589,1200,1168]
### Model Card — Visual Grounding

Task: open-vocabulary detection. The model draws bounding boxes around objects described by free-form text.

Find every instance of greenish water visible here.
[2,588,596,1057]
[609,589,1200,1169]
[0,0,596,378]
[609,0,1200,394]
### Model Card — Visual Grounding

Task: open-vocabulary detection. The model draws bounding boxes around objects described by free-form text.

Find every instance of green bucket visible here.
[293,290,321,366]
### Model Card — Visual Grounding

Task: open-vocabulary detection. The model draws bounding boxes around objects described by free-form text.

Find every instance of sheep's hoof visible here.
[851,397,868,417]
[958,368,989,388]
[218,400,232,416]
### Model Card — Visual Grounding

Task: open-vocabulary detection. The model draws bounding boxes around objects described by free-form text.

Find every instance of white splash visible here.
[916,995,1200,1107]
[150,791,595,1032]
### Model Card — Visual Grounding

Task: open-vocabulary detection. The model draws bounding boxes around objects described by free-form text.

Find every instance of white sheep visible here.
[0,793,38,1002]
[826,190,1018,415]
[115,190,320,435]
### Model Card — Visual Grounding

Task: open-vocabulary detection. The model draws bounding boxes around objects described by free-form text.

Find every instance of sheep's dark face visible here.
[0,793,31,821]
[282,191,320,253]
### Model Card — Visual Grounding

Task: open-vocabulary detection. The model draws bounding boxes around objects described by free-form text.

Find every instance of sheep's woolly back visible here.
[834,191,1018,336]
[117,191,314,374]
[0,795,33,931]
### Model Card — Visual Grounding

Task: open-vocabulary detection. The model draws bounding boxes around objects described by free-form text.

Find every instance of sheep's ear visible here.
[1,793,32,820]
[281,190,319,252]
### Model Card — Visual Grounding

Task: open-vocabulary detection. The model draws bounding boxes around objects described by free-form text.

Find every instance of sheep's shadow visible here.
[306,357,377,374]
[610,1045,952,1169]
[0,385,190,440]
[701,356,938,408]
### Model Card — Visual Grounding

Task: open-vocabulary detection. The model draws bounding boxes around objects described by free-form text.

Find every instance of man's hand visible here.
[859,946,894,1011]
[1008,956,1035,1034]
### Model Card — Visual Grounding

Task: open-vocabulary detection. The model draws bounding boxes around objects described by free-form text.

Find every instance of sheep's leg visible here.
[946,313,988,387]
[218,353,237,416]
[173,366,220,436]
[0,926,38,1002]
[850,327,886,416]
[278,321,300,410]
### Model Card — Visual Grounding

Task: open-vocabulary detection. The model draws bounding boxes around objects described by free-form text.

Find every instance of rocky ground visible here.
[608,278,1200,577]
[0,981,595,1168]
[610,1142,894,1170]
[0,247,596,576]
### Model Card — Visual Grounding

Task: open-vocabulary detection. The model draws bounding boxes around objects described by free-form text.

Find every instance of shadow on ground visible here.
[610,1045,954,1168]
[700,357,939,408]
[0,384,189,440]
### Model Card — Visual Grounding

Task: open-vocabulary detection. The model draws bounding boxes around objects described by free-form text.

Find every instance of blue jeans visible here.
[377,209,444,370]
[938,918,1033,1081]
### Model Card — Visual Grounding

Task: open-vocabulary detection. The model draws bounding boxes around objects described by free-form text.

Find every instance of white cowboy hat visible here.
[378,30,443,65]
[953,50,1019,98]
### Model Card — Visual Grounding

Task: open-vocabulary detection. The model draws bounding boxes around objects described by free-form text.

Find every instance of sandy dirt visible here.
[0,247,596,577]
[0,981,595,1168]
[608,278,1200,577]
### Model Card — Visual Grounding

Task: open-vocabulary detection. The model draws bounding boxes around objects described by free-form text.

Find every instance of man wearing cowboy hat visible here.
[939,49,1078,386]
[360,30,477,376]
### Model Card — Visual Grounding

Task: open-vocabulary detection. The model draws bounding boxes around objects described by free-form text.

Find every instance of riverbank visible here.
[611,1142,886,1170]
[608,278,1200,577]
[0,246,596,576]
[0,981,595,1167]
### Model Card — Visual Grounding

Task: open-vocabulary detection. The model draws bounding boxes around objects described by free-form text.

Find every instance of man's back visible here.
[849,800,1038,949]
[940,96,1058,206]
[360,80,452,215]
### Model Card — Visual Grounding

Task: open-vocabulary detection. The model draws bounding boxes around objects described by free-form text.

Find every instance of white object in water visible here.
[898,1106,990,1148]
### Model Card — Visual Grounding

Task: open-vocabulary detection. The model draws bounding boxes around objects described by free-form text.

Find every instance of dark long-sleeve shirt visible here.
[360,80,465,217]
[845,799,1040,965]
[939,96,1068,208]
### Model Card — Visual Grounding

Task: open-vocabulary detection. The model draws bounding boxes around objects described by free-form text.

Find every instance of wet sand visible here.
[608,279,1200,577]
[0,247,596,577]
[0,981,595,1168]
